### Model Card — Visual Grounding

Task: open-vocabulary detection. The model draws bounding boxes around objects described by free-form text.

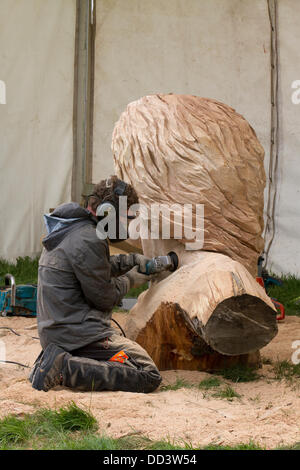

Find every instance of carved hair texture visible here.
[112,94,266,276]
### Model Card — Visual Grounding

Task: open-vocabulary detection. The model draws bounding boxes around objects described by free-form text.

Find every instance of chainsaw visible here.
[0,274,37,317]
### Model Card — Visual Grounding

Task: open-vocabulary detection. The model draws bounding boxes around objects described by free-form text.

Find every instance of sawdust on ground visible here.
[0,314,299,449]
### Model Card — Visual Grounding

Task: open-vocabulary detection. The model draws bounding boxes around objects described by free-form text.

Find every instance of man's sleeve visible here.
[69,232,130,311]
[110,254,136,277]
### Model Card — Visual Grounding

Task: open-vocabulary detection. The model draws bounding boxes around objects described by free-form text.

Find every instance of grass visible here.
[212,385,241,401]
[202,441,263,450]
[0,415,29,445]
[125,283,148,298]
[268,275,300,317]
[272,360,300,382]
[159,376,242,402]
[215,365,260,383]
[160,374,236,394]
[0,257,39,285]
[38,402,98,432]
[160,373,251,397]
[160,377,195,391]
[0,402,299,450]
[0,402,97,449]
[160,376,222,392]
[197,377,222,390]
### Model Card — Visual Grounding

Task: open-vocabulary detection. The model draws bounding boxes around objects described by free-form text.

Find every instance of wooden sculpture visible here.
[112,94,278,370]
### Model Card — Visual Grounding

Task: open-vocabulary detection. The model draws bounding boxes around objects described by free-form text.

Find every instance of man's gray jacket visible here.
[37,203,132,352]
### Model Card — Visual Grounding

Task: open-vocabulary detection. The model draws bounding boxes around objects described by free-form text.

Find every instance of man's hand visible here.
[110,253,151,276]
[125,265,154,289]
[133,253,151,274]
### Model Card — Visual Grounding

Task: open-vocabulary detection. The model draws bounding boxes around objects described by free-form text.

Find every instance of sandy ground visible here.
[0,314,299,449]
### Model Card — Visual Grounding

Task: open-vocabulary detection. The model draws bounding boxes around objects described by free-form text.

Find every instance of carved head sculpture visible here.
[112,94,266,276]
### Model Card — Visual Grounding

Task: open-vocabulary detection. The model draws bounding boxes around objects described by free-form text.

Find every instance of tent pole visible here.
[72,0,95,203]
[264,0,279,267]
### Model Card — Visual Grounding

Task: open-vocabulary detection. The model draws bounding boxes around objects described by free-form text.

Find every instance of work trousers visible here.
[62,333,162,393]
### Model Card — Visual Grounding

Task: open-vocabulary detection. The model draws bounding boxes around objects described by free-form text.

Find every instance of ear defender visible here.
[113,180,127,197]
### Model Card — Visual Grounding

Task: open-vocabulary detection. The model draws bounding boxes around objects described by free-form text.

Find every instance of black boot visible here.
[28,350,44,384]
[31,343,70,392]
[63,355,162,393]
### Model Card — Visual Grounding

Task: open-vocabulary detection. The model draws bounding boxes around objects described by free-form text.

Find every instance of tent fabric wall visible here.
[0,0,76,261]
[266,0,300,276]
[93,0,271,181]
[92,0,300,276]
[1,0,299,275]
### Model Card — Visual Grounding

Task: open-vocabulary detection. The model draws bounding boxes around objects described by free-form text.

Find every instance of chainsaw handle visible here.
[4,274,16,307]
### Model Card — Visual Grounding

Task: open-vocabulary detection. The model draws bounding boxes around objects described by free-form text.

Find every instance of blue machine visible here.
[0,274,37,317]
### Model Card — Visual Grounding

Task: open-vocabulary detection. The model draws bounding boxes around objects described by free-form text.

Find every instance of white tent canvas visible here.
[0,0,299,277]
[0,0,76,260]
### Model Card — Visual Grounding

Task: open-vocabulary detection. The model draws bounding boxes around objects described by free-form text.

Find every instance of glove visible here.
[133,253,151,274]
[125,265,154,289]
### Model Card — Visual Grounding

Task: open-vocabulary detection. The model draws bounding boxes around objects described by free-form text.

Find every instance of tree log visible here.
[125,248,277,370]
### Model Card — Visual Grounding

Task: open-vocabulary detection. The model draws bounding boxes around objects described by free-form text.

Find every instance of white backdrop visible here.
[1,0,299,276]
[266,0,300,276]
[0,0,76,261]
[93,0,300,276]
[93,0,271,179]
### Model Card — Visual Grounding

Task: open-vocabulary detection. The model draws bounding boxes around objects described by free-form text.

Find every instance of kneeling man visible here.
[30,176,161,393]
